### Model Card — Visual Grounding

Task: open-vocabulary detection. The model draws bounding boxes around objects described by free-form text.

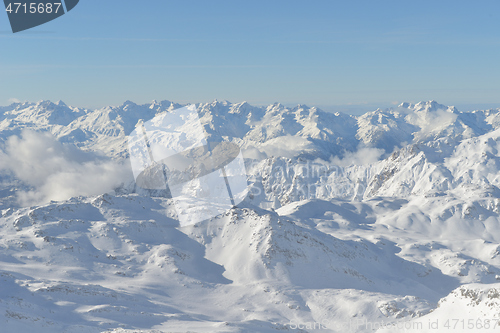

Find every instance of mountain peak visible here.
[35,99,56,108]
[211,99,231,106]
[122,100,137,107]
[414,100,447,112]
[398,102,413,109]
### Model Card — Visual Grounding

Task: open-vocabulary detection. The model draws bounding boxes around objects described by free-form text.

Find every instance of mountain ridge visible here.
[2,99,500,331]
[1,99,499,160]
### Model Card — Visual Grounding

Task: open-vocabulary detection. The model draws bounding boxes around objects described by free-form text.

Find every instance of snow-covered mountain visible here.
[3,99,495,160]
[1,99,500,332]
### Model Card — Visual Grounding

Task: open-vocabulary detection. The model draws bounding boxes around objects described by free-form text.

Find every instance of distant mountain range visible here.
[2,99,499,158]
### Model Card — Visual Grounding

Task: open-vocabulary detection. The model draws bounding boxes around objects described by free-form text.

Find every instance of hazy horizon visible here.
[3,97,500,117]
[2,0,499,109]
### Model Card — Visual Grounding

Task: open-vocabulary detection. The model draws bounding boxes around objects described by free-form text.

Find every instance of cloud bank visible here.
[0,130,132,206]
[330,147,385,167]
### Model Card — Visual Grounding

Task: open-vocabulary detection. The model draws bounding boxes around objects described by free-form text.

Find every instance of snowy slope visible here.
[1,99,500,332]
[0,195,448,332]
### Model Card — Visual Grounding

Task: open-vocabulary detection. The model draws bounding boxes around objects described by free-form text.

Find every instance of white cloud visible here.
[7,98,21,104]
[330,147,384,167]
[420,109,458,136]
[256,135,315,158]
[406,109,458,141]
[0,130,132,206]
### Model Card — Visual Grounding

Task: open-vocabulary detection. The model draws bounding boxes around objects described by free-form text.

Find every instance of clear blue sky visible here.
[1,0,500,112]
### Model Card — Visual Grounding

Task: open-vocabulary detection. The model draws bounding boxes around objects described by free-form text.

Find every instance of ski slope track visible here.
[1,99,500,332]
